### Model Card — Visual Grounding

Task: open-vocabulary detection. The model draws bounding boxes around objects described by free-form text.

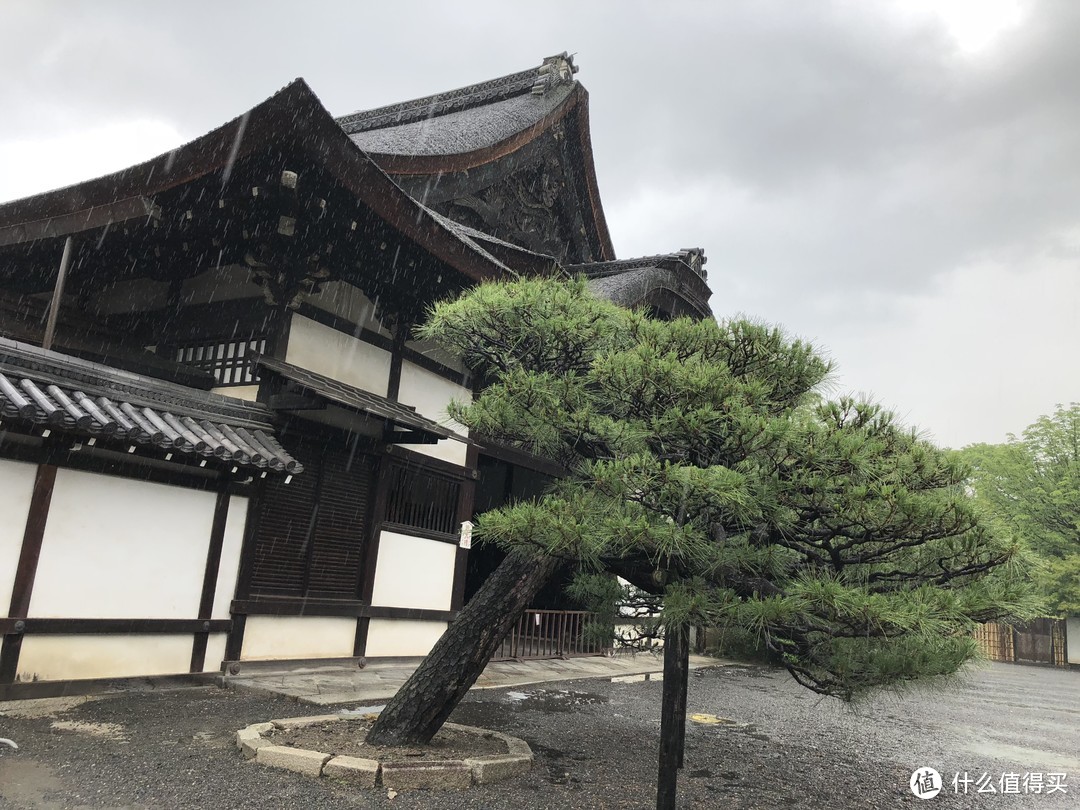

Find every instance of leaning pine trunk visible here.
[365,550,562,746]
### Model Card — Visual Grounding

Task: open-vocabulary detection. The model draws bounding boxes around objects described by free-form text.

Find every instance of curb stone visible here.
[256,745,331,777]
[235,722,274,759]
[241,714,532,789]
[323,755,380,787]
[382,760,473,790]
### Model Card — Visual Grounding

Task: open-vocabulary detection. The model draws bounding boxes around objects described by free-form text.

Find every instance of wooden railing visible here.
[494,609,607,660]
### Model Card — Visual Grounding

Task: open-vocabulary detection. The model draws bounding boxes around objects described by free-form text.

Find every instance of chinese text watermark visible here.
[910,768,1068,799]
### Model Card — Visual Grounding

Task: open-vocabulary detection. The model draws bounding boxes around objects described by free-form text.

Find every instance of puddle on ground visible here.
[502,689,608,712]
[529,741,592,784]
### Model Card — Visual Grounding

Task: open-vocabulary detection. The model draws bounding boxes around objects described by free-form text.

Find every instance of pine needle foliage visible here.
[419,277,1037,700]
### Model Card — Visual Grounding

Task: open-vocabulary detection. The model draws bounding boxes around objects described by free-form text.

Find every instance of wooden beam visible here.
[13,468,60,611]
[0,618,231,635]
[42,236,74,351]
[228,599,455,622]
[0,196,160,248]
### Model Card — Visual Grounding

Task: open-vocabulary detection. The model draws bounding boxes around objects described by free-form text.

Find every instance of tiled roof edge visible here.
[568,248,708,283]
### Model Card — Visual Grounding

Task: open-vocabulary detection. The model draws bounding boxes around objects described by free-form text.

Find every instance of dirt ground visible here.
[0,661,1077,809]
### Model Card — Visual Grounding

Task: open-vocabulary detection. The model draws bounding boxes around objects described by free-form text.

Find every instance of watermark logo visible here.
[909,768,1069,798]
[953,771,1068,795]
[910,767,943,799]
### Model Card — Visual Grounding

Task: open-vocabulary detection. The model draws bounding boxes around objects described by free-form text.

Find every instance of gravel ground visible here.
[0,660,1076,809]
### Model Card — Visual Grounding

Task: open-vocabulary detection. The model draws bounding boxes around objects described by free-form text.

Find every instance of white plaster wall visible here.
[17,635,193,681]
[397,361,470,467]
[1068,617,1080,665]
[405,338,468,375]
[0,459,36,614]
[29,469,214,619]
[370,531,456,611]
[203,633,228,673]
[365,619,447,658]
[211,384,260,402]
[305,281,390,337]
[211,495,248,620]
[286,314,391,397]
[241,616,356,660]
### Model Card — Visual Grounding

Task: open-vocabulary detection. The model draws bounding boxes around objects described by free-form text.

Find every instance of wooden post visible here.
[190,488,231,673]
[656,622,688,810]
[675,634,689,768]
[0,464,58,684]
[42,236,74,351]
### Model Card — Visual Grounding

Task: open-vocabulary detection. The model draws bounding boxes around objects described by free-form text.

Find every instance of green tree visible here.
[367,277,1035,809]
[960,404,1080,613]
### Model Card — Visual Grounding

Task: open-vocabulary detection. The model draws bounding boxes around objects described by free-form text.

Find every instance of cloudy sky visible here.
[2,0,1076,449]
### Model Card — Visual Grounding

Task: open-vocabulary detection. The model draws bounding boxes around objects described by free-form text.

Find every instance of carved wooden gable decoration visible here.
[338,53,615,266]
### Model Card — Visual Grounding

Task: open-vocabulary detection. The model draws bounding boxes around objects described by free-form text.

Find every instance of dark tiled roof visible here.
[0,80,510,286]
[338,53,577,134]
[567,248,708,282]
[570,249,713,319]
[346,83,575,157]
[338,54,578,157]
[253,354,459,442]
[0,338,301,474]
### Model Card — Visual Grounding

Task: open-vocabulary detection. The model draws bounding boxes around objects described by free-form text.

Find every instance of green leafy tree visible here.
[367,277,1035,809]
[960,404,1080,613]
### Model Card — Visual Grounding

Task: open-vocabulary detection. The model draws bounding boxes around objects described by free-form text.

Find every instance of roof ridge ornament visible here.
[532,52,578,96]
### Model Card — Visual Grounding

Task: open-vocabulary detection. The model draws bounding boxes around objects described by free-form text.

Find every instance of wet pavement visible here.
[225,652,724,705]
[0,660,1077,808]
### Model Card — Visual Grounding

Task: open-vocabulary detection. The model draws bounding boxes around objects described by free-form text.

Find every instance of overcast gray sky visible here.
[2,0,1076,449]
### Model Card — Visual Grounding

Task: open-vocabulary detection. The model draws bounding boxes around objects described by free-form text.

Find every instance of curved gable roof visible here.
[336,53,615,263]
[571,248,713,320]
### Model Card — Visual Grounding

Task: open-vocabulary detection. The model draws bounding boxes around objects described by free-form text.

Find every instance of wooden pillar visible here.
[385,320,410,401]
[42,237,74,351]
[675,635,689,768]
[656,622,689,810]
[0,464,58,684]
[451,444,479,611]
[355,449,395,658]
[190,488,231,673]
[224,497,261,664]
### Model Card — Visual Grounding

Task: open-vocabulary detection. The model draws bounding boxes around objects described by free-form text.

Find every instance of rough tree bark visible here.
[365,549,563,746]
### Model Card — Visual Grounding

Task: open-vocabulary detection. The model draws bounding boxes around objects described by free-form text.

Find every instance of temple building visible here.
[0,53,713,698]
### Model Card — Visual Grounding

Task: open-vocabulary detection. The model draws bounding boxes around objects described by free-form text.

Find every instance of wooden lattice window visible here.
[248,433,376,599]
[384,463,461,537]
[174,338,265,386]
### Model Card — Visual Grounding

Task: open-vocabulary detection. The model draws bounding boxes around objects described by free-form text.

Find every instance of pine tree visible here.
[366,277,1036,808]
